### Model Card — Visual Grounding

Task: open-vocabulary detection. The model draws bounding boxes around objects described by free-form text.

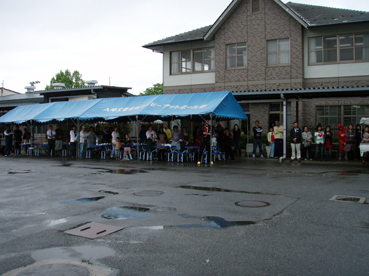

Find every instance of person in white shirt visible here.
[79,125,88,158]
[69,126,78,158]
[146,124,157,152]
[110,126,120,158]
[47,125,56,157]
[4,125,14,156]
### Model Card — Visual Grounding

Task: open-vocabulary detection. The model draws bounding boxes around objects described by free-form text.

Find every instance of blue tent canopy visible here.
[0,91,248,124]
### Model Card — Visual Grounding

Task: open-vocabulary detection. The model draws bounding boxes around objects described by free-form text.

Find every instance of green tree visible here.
[45,69,85,90]
[139,83,163,96]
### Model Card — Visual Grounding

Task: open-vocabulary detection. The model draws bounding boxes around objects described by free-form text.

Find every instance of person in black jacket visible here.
[290,122,302,162]
[197,119,211,164]
[224,128,234,160]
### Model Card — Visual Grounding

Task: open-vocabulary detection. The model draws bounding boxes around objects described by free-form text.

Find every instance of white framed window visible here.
[193,48,215,72]
[267,38,290,65]
[308,33,369,64]
[170,48,214,74]
[226,43,247,68]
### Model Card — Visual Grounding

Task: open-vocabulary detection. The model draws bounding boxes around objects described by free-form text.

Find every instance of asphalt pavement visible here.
[0,155,368,275]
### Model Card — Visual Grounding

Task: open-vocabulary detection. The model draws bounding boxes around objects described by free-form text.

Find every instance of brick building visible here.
[143,0,369,133]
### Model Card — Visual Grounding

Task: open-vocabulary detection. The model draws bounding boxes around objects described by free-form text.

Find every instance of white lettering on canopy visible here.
[103,103,208,112]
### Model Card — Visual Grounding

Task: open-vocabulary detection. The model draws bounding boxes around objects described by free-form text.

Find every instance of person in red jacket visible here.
[337,123,347,161]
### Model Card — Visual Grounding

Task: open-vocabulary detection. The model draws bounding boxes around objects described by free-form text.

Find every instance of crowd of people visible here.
[261,120,369,163]
[2,121,369,163]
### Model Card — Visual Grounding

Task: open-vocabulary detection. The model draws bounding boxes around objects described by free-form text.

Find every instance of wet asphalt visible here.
[0,155,368,275]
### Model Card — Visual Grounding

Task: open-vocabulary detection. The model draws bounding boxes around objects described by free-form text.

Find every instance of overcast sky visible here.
[1,0,368,95]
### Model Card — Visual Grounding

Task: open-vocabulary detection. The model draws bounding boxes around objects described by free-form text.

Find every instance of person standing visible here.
[102,127,111,143]
[13,125,22,154]
[4,125,13,156]
[314,125,324,161]
[233,124,241,156]
[324,126,333,161]
[267,127,275,158]
[139,125,147,144]
[55,124,63,157]
[290,122,301,162]
[302,126,313,161]
[355,124,362,162]
[146,124,157,152]
[224,128,234,160]
[23,128,31,143]
[252,121,264,158]
[337,123,347,161]
[273,120,283,158]
[47,125,56,157]
[95,125,103,144]
[197,119,211,164]
[87,127,96,148]
[69,126,77,158]
[79,125,88,158]
[163,124,172,141]
[345,123,356,162]
[110,126,120,158]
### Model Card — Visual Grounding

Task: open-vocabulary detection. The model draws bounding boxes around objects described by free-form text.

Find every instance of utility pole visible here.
[1,80,4,96]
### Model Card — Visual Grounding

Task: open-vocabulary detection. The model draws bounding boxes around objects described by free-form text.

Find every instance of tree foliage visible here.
[139,83,163,96]
[45,69,85,90]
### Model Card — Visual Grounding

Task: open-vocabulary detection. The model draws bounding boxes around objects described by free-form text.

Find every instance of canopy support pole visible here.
[246,120,249,158]
[77,119,80,159]
[30,120,33,146]
[210,113,213,165]
[136,115,139,160]
[190,115,193,143]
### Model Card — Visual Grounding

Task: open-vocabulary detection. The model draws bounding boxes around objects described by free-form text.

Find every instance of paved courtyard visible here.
[0,156,368,275]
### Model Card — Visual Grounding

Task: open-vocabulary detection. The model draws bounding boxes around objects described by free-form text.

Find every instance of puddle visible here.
[154,207,177,212]
[140,167,166,171]
[133,190,164,197]
[60,196,105,204]
[99,190,119,195]
[235,200,270,207]
[77,167,147,174]
[47,218,68,227]
[167,216,256,229]
[28,245,118,275]
[178,185,279,196]
[102,206,151,220]
[8,169,33,174]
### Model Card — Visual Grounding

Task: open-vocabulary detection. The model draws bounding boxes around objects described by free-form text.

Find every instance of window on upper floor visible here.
[252,0,260,13]
[226,43,247,68]
[309,33,369,65]
[267,38,290,65]
[170,48,214,74]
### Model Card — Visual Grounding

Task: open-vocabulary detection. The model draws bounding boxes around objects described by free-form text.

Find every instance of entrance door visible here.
[269,114,280,129]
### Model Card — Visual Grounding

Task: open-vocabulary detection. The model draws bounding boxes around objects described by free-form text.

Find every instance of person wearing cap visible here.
[79,125,88,158]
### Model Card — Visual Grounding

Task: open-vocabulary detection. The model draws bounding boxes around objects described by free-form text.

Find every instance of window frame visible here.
[170,48,215,75]
[267,38,291,66]
[308,32,369,65]
[226,42,247,69]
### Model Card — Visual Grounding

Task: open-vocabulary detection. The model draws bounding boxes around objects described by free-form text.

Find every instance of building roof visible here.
[143,25,212,48]
[286,2,369,27]
[143,0,369,48]
[0,92,44,109]
[37,85,132,95]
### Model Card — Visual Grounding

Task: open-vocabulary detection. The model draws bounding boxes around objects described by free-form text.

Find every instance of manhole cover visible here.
[133,190,164,197]
[65,222,124,239]
[235,200,270,207]
[329,195,366,204]
[17,263,89,276]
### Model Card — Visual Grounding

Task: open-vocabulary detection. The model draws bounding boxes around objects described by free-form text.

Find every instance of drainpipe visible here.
[279,94,287,163]
[210,113,213,164]
[136,115,139,160]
